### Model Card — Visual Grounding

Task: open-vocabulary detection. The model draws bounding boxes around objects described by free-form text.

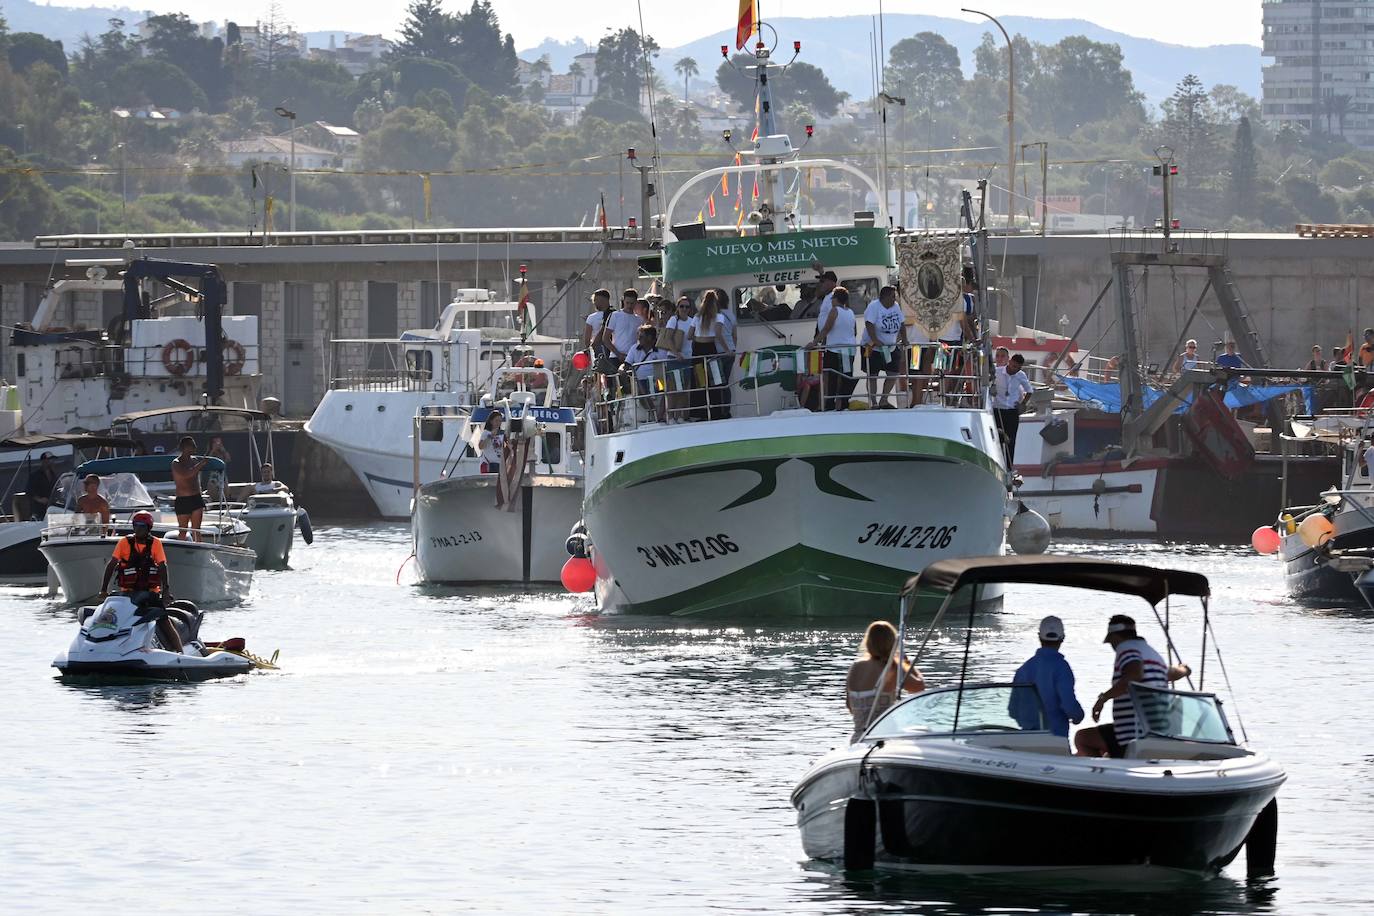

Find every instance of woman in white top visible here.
[846,620,925,744]
[664,296,695,358]
[623,326,670,422]
[1172,338,1201,374]
[688,290,733,420]
[477,410,505,473]
[814,285,859,411]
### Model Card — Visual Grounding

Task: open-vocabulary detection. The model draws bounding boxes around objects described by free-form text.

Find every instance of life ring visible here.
[161,339,195,376]
[223,338,246,376]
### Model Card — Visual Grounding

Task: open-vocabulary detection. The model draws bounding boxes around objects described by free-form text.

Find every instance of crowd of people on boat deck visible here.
[579,265,1011,425]
[846,613,1190,755]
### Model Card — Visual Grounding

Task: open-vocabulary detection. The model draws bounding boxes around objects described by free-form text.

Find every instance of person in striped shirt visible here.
[1074,614,1191,758]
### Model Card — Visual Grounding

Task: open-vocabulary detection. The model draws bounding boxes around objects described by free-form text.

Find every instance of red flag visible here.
[707,195,716,218]
[752,177,759,200]
[721,172,729,196]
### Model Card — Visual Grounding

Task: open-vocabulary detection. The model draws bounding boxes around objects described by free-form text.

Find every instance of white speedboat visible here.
[0,432,135,584]
[112,406,310,569]
[792,556,1285,879]
[580,43,1007,618]
[53,594,275,682]
[412,371,582,585]
[306,288,573,518]
[39,456,255,605]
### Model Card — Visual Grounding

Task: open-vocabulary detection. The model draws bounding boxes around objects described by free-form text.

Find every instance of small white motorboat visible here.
[411,374,583,585]
[53,594,276,682]
[40,456,255,605]
[112,405,312,570]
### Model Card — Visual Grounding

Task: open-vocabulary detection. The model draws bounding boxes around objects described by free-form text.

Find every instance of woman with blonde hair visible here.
[846,620,925,743]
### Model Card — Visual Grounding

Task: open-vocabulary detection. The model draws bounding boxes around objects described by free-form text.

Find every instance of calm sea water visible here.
[0,526,1367,914]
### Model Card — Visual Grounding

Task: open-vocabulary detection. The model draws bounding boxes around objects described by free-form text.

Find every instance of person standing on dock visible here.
[992,353,1033,469]
[1008,615,1084,739]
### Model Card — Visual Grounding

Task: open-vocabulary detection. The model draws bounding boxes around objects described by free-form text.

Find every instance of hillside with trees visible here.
[0,4,1370,239]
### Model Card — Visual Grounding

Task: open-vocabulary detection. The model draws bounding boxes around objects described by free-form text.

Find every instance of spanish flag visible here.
[735,0,757,51]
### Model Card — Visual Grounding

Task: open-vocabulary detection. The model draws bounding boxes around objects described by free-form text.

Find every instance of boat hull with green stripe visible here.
[584,409,1007,618]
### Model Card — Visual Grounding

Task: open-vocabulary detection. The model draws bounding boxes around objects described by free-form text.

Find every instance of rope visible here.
[1203,614,1249,744]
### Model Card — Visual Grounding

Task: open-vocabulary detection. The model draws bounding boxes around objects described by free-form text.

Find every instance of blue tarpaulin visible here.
[1057,377,1311,414]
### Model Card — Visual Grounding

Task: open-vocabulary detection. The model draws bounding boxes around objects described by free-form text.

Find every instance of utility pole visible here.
[963,9,1014,231]
[1154,146,1177,242]
[274,105,298,232]
[1021,141,1048,235]
[879,92,907,228]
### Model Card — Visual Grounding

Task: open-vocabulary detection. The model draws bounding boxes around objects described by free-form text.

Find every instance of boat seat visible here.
[1124,736,1252,761]
[963,732,1073,755]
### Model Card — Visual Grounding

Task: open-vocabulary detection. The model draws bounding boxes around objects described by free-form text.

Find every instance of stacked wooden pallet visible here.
[1295,223,1374,238]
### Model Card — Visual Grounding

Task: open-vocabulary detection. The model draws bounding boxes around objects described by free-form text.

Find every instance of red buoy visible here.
[561,556,595,593]
[572,351,592,371]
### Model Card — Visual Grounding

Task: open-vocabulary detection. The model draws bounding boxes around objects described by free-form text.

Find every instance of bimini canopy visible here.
[903,555,1210,607]
[75,455,226,478]
[112,406,274,426]
[0,432,136,451]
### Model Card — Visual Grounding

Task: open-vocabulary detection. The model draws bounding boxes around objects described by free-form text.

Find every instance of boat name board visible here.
[472,405,576,425]
[663,227,892,284]
[635,533,740,568]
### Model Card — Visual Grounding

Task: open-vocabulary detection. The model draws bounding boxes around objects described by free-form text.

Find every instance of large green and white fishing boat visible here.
[581,40,1009,617]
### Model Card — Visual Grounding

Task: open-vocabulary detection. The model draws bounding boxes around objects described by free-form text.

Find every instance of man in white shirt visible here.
[993,352,1035,469]
[793,270,837,321]
[605,288,644,360]
[814,286,859,410]
[862,285,907,407]
[583,288,612,349]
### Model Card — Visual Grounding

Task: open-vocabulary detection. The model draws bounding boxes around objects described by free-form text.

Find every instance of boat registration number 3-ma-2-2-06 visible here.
[637,534,740,568]
[857,524,958,549]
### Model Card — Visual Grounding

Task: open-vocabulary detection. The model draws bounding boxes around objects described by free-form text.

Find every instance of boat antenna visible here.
[949,583,979,735]
[635,0,666,238]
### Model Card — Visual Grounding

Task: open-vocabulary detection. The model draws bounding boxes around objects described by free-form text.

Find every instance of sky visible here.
[61,0,1265,49]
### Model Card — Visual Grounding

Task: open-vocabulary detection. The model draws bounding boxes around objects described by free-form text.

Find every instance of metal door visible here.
[283,282,314,416]
[367,281,398,370]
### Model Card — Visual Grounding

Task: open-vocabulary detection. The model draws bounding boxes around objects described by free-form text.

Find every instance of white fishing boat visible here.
[11,259,260,437]
[112,406,310,569]
[579,41,1009,617]
[411,369,583,585]
[305,288,572,518]
[39,456,254,605]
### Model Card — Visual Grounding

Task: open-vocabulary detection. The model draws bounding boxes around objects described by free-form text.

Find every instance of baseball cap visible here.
[1103,614,1137,642]
[1038,615,1064,641]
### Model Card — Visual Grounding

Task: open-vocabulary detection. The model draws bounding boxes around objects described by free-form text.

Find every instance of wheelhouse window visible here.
[866,684,1045,739]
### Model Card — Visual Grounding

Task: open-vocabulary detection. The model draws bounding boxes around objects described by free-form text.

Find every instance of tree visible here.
[1229,116,1257,219]
[453,0,519,96]
[715,54,845,118]
[885,33,961,113]
[530,55,551,83]
[1161,74,1217,185]
[394,0,456,61]
[353,97,385,132]
[1209,84,1261,125]
[256,3,299,81]
[596,27,656,107]
[1329,93,1352,138]
[7,32,66,75]
[674,56,698,102]
[144,13,228,110]
[71,19,140,106]
[1035,37,1142,135]
[1319,155,1366,189]
[253,58,356,125]
[361,106,457,171]
[111,59,209,112]
[973,32,1039,94]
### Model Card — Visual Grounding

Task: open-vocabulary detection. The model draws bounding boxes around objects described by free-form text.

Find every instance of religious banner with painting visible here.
[895,236,963,342]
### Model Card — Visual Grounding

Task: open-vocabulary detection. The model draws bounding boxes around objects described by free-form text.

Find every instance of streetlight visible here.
[879,92,907,229]
[962,8,1015,231]
[274,104,297,232]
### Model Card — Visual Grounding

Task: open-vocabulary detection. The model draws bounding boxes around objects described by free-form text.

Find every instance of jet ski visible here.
[52,595,277,682]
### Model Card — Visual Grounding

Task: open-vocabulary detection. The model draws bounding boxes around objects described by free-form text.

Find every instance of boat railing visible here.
[325,338,470,393]
[41,511,245,545]
[48,342,261,382]
[586,341,987,434]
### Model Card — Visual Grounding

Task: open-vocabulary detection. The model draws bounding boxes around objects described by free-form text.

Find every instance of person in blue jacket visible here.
[1008,615,1085,739]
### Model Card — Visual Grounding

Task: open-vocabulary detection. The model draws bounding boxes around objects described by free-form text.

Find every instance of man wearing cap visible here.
[791,270,837,321]
[1074,614,1191,758]
[1007,615,1084,739]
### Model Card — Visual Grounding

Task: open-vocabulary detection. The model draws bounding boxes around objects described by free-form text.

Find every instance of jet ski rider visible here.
[97,511,184,653]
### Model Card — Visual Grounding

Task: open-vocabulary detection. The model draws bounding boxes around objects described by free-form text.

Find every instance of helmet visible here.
[131,511,154,528]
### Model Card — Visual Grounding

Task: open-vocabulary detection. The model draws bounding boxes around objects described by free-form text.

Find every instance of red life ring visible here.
[161,339,195,376]
[223,338,246,376]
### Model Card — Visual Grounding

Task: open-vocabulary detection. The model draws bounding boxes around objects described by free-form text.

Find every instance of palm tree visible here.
[531,55,552,86]
[569,61,585,102]
[674,56,699,103]
[1331,93,1352,138]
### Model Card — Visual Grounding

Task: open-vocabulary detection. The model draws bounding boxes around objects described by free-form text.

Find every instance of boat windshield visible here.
[1129,683,1235,744]
[77,473,155,512]
[866,684,1045,739]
